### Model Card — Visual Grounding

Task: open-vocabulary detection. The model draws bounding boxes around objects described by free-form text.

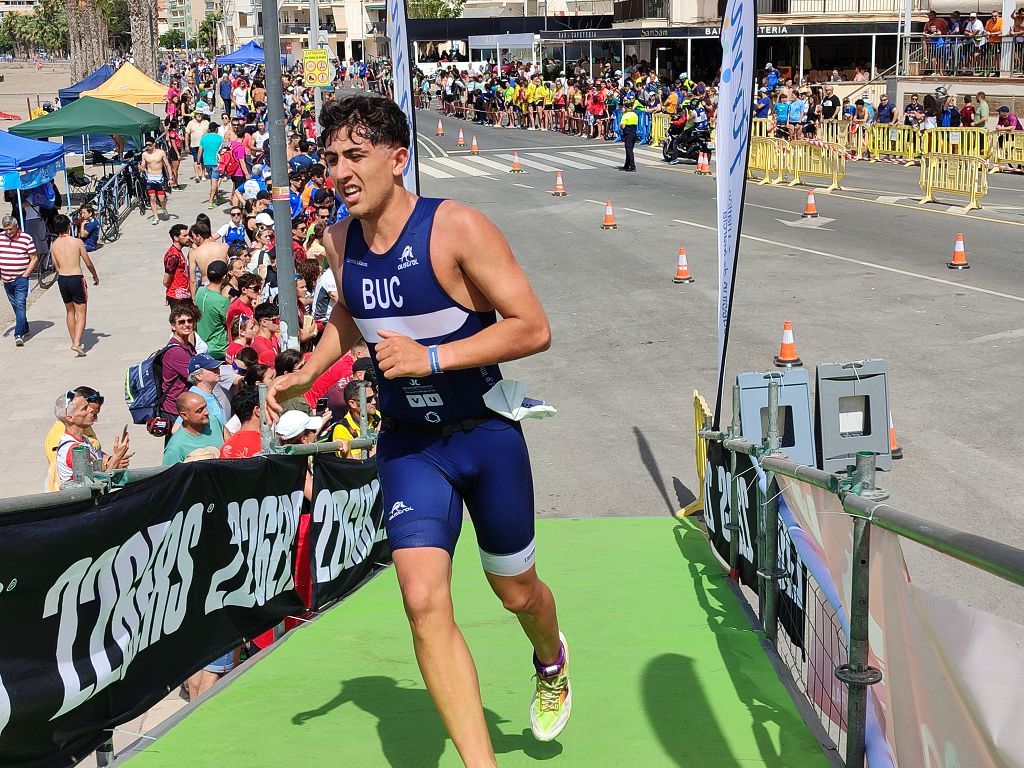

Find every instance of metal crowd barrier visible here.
[650,112,669,147]
[920,126,989,158]
[696,378,1024,768]
[866,124,922,166]
[788,140,847,192]
[751,117,772,139]
[747,136,789,185]
[817,119,852,150]
[988,130,1024,173]
[918,152,988,211]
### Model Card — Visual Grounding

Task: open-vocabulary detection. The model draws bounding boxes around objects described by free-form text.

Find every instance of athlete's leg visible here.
[393,547,498,768]
[485,566,560,664]
[73,301,87,350]
[63,301,75,345]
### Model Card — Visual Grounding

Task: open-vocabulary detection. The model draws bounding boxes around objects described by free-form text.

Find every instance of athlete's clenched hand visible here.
[375,330,432,379]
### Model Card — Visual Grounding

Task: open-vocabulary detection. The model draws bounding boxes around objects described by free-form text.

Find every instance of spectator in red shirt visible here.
[225,272,262,336]
[219,386,263,459]
[302,338,368,409]
[960,95,975,128]
[161,305,199,419]
[250,302,280,365]
[163,224,192,310]
[225,314,256,364]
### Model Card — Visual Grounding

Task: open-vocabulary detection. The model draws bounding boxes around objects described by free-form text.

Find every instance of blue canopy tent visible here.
[216,41,266,65]
[58,64,116,106]
[0,130,67,234]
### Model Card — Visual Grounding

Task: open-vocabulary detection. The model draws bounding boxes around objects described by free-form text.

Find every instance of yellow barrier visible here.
[817,119,852,149]
[988,130,1024,173]
[920,127,989,159]
[748,136,789,185]
[752,118,772,138]
[918,152,988,211]
[676,390,712,519]
[651,112,669,147]
[867,124,922,166]
[787,140,847,192]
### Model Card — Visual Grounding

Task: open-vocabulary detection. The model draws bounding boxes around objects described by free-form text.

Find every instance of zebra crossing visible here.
[418,145,668,181]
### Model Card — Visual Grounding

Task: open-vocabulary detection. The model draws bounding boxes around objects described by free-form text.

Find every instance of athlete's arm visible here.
[265,221,361,418]
[375,202,551,379]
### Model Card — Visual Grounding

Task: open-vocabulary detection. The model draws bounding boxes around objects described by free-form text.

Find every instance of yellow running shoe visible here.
[530,632,572,741]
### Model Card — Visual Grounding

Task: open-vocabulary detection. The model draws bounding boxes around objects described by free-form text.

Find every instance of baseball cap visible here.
[254,212,274,227]
[998,105,1010,112]
[242,179,261,201]
[256,190,272,201]
[352,357,375,375]
[275,410,323,440]
[765,62,773,69]
[188,353,221,375]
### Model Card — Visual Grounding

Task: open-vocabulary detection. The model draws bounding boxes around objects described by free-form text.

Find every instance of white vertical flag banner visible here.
[387,0,419,194]
[714,0,756,428]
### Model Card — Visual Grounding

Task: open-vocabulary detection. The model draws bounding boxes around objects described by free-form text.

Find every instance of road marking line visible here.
[558,150,622,167]
[431,157,492,176]
[513,183,534,189]
[462,155,517,173]
[418,163,454,179]
[670,218,1024,304]
[584,199,606,205]
[968,328,1024,343]
[497,153,558,172]
[419,135,446,159]
[525,152,594,169]
[589,148,662,166]
[621,207,654,216]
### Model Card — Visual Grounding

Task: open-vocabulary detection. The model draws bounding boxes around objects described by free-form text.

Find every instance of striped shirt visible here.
[0,231,36,283]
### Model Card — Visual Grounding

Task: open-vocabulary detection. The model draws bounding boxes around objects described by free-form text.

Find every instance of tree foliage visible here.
[0,0,69,55]
[195,12,221,51]
[406,0,464,19]
[159,28,186,49]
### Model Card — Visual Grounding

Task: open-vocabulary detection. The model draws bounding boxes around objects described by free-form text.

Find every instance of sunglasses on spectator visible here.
[174,317,195,325]
[66,390,104,406]
[351,394,377,402]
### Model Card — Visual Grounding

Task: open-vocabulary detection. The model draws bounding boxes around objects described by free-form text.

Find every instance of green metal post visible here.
[726,383,742,580]
[836,452,883,768]
[358,381,369,437]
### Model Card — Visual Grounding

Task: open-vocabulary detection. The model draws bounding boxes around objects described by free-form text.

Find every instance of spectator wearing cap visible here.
[46,386,131,491]
[174,352,230,426]
[764,63,779,92]
[288,171,307,220]
[163,391,225,465]
[301,164,327,210]
[199,121,224,209]
[996,105,1022,131]
[754,88,771,119]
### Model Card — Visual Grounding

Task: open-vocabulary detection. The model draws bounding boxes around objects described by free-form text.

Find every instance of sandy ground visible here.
[0,61,73,126]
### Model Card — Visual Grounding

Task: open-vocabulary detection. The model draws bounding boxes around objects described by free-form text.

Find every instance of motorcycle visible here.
[661,128,712,164]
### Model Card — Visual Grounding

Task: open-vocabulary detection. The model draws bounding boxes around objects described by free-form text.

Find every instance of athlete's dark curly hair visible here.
[319,95,410,150]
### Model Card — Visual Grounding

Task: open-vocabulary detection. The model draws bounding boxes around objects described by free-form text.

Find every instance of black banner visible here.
[0,453,393,768]
[310,456,391,609]
[703,441,807,650]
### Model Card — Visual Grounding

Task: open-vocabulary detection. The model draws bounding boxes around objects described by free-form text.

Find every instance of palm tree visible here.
[128,0,159,78]
[195,11,221,53]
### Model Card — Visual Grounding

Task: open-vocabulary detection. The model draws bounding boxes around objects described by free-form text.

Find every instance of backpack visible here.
[124,342,183,424]
[218,145,241,177]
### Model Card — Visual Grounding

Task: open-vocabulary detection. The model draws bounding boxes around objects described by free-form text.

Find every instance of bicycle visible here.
[36,231,57,289]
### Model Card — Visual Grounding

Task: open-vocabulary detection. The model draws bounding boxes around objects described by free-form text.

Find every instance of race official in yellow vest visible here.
[619,101,639,172]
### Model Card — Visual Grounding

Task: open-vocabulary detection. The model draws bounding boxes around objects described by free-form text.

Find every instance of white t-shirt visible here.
[232,86,248,107]
[312,269,337,322]
[54,432,103,486]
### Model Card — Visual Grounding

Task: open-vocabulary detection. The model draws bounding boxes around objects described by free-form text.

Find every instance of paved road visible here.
[3,113,1022,621]
[419,111,1024,622]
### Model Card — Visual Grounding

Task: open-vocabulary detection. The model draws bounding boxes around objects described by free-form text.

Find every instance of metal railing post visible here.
[836,451,884,768]
[258,383,276,454]
[95,736,114,766]
[726,383,742,580]
[758,376,785,646]
[357,381,369,437]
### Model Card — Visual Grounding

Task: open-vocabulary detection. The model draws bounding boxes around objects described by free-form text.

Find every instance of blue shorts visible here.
[376,417,536,576]
[204,649,235,674]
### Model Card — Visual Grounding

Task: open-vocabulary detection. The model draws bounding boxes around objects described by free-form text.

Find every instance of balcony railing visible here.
[367,21,386,36]
[903,34,1024,77]
[273,21,338,35]
[757,0,923,13]
[613,0,664,22]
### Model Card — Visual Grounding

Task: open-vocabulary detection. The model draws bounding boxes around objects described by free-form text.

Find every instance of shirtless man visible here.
[186,220,229,298]
[139,137,173,225]
[266,96,571,767]
[49,214,99,356]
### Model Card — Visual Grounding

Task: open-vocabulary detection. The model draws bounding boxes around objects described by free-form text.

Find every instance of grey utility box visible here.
[737,369,816,468]
[814,359,892,473]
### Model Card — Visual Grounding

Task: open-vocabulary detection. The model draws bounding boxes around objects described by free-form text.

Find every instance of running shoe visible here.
[530,632,571,742]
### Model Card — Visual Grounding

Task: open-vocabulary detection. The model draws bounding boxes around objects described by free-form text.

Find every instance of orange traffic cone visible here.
[436,118,444,136]
[456,128,466,147]
[600,200,618,230]
[673,248,694,284]
[696,152,711,175]
[470,135,479,155]
[773,321,803,368]
[802,189,819,218]
[948,233,970,269]
[509,152,524,173]
[551,170,567,197]
[888,412,903,460]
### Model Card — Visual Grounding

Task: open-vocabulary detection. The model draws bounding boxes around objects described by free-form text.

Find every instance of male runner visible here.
[266,96,571,766]
[139,137,173,225]
[49,213,99,356]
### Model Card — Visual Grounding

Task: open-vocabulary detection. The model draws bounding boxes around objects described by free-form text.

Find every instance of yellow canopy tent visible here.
[80,62,168,106]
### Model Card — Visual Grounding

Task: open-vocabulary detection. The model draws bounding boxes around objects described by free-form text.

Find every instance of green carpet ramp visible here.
[124,518,829,767]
